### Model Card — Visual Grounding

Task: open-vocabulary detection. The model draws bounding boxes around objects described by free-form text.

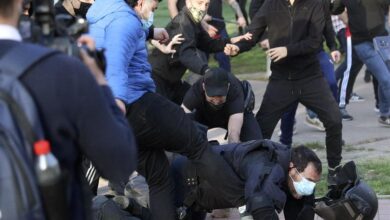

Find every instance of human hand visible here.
[267,46,287,62]
[206,24,218,38]
[153,28,169,43]
[259,39,269,50]
[237,16,247,28]
[77,35,107,85]
[115,99,127,115]
[163,34,185,54]
[330,50,341,63]
[224,44,240,56]
[230,32,252,44]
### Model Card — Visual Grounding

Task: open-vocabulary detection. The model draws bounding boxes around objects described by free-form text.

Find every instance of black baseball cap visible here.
[204,67,229,97]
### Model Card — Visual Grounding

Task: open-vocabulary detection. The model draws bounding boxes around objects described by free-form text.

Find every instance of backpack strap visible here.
[0,43,59,79]
[0,43,59,145]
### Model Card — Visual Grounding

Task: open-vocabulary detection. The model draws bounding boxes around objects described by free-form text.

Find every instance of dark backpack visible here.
[241,80,255,113]
[0,43,58,220]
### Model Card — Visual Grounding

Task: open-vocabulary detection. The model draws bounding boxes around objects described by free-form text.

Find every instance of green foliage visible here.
[315,158,390,197]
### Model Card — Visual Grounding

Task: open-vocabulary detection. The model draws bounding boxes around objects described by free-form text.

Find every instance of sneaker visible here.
[349,92,365,102]
[305,115,325,131]
[374,103,380,113]
[340,108,353,121]
[378,116,390,127]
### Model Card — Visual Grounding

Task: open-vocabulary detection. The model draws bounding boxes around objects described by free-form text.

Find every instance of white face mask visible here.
[290,168,316,196]
[141,12,154,30]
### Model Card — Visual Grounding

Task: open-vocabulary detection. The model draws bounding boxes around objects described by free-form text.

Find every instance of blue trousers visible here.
[206,28,231,72]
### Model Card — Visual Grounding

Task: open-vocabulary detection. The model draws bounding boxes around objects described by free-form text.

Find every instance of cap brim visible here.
[205,86,228,97]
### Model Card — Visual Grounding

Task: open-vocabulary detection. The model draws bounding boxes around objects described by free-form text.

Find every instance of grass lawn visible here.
[315,158,390,197]
[153,1,267,74]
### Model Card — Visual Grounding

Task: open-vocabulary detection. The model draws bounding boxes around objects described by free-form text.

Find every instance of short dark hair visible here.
[125,0,162,8]
[291,145,322,174]
[0,0,14,18]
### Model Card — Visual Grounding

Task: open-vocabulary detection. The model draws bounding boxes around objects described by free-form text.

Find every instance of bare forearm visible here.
[228,0,244,18]
[227,113,244,143]
[168,0,179,18]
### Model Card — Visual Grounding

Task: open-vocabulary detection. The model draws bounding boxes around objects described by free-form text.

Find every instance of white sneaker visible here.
[305,115,325,131]
[349,92,365,102]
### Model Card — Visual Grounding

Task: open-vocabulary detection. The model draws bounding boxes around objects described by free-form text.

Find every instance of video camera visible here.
[20,0,105,71]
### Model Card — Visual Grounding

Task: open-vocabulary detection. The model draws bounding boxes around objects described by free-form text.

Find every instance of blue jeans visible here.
[354,41,390,116]
[279,51,338,146]
[206,28,231,72]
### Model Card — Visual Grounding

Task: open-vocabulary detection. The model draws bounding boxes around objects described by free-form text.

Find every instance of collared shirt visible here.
[331,15,345,34]
[0,24,22,41]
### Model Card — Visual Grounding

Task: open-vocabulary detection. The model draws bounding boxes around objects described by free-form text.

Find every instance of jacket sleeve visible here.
[286,2,325,56]
[330,0,346,15]
[235,1,268,53]
[104,16,139,103]
[240,152,286,216]
[323,0,337,51]
[169,17,209,74]
[73,60,137,186]
[197,29,230,53]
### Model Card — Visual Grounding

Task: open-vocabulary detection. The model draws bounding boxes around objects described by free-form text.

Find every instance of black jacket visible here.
[0,40,137,220]
[236,0,325,80]
[322,0,337,52]
[331,0,390,44]
[148,7,230,84]
[213,140,290,214]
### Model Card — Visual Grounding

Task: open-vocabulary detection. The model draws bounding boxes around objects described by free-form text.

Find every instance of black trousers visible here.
[255,75,342,168]
[152,73,191,105]
[126,92,244,220]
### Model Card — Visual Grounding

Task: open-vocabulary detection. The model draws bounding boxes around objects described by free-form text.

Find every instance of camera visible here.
[19,0,106,71]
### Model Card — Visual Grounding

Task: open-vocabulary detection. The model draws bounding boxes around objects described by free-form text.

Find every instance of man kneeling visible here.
[171,140,321,220]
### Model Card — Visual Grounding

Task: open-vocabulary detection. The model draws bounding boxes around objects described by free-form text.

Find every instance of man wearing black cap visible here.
[181,67,262,143]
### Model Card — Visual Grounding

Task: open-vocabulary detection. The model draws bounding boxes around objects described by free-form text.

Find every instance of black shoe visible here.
[378,116,390,127]
[340,108,353,121]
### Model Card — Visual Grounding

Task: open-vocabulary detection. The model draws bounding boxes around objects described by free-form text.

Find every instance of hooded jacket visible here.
[87,0,156,105]
[236,0,325,80]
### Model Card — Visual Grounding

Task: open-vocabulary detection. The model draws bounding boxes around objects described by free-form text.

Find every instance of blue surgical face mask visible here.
[290,168,316,196]
[141,12,154,30]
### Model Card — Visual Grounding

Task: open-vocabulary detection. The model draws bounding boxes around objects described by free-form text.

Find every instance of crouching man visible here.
[181,67,262,143]
[171,140,322,220]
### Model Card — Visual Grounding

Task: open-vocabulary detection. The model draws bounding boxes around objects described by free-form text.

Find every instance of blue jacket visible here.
[87,0,156,104]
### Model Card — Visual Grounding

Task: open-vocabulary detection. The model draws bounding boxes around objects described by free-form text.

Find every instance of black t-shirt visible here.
[183,73,244,128]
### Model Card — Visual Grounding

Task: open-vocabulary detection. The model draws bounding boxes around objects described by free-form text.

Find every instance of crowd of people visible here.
[0,0,387,219]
